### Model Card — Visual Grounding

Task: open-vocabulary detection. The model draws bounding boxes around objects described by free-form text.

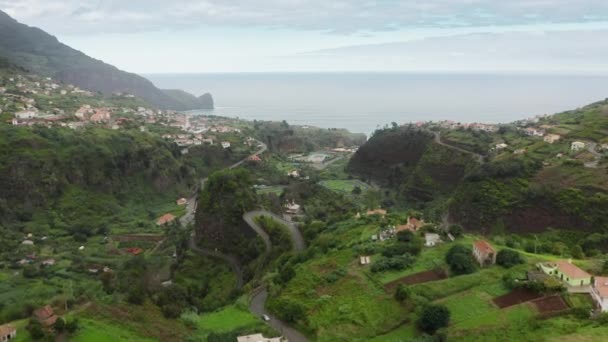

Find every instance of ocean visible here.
[145,72,608,135]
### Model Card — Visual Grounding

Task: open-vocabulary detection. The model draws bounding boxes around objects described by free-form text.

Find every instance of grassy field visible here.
[256,185,286,195]
[319,179,371,194]
[196,304,260,333]
[71,318,157,342]
[270,217,607,341]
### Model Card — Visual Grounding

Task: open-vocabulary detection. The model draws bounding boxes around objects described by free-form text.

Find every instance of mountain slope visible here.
[162,89,214,110]
[0,10,212,110]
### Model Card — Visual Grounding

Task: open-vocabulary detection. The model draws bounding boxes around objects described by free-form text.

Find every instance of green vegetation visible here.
[319,179,371,195]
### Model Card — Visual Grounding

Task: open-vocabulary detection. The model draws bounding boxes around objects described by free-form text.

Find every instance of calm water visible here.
[146,73,608,135]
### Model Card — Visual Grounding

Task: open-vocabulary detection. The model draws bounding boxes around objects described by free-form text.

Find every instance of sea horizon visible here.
[146,72,608,135]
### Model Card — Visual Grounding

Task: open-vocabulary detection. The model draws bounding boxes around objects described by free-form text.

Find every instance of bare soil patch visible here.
[493,288,543,309]
[112,234,164,242]
[532,295,570,315]
[384,269,448,293]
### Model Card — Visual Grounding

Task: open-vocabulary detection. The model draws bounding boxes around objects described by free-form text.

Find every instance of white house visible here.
[571,141,586,152]
[592,277,608,312]
[287,170,300,178]
[21,240,34,246]
[221,141,231,149]
[15,110,38,119]
[359,256,371,265]
[543,134,561,144]
[424,233,442,247]
[284,201,301,215]
[495,143,508,151]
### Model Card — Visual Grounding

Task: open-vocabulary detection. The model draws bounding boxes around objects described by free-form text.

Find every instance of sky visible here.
[2,0,608,73]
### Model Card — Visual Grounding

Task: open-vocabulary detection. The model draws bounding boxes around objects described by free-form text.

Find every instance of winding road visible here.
[244,210,308,342]
[181,139,309,341]
[432,131,485,163]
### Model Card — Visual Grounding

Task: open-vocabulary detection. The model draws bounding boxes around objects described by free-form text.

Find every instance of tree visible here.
[445,244,470,262]
[418,304,450,334]
[397,230,415,242]
[496,249,525,268]
[449,224,463,237]
[352,186,362,195]
[54,317,66,333]
[66,319,79,333]
[27,320,45,339]
[448,252,475,275]
[570,245,584,259]
[395,284,411,302]
[362,190,382,210]
[602,259,608,275]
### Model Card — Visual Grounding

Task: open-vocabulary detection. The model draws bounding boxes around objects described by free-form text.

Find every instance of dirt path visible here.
[433,132,484,163]
[583,142,602,168]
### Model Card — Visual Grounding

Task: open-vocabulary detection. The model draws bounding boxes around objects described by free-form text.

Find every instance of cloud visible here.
[1,0,608,35]
[296,29,608,73]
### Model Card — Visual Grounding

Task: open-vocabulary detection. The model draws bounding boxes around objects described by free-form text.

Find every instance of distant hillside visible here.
[254,121,367,153]
[0,10,212,110]
[348,103,608,235]
[347,126,477,202]
[162,89,214,110]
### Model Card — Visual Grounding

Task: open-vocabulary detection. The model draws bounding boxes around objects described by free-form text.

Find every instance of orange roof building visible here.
[538,259,592,287]
[32,305,57,327]
[366,209,387,217]
[592,276,608,312]
[156,213,176,225]
[0,324,16,341]
[248,155,262,162]
[396,217,425,233]
[472,240,496,267]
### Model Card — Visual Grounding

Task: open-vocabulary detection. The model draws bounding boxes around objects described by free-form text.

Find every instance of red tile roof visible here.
[33,305,57,326]
[554,260,591,279]
[157,213,176,225]
[473,240,495,255]
[0,324,16,336]
[595,277,608,298]
[248,155,262,162]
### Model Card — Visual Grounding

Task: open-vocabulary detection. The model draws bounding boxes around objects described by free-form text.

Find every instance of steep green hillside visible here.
[0,126,195,230]
[0,10,212,110]
[347,101,608,235]
[254,121,366,153]
[347,126,477,204]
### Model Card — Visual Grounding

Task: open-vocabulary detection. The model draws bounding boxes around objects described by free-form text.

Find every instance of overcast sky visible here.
[2,0,608,73]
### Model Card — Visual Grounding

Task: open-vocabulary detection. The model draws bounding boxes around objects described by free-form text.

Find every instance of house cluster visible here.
[536,259,608,312]
[162,133,215,147]
[434,120,499,132]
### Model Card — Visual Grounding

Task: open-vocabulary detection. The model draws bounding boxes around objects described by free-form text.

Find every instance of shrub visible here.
[570,245,584,259]
[395,284,411,302]
[418,304,450,334]
[448,224,463,237]
[445,245,475,275]
[66,318,79,333]
[496,249,525,268]
[371,254,416,273]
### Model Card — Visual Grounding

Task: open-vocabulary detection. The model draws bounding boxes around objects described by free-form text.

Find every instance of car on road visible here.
[262,314,270,321]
